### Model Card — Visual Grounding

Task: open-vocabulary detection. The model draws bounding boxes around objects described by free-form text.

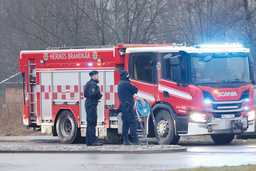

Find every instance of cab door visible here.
[160,52,192,113]
[128,52,158,105]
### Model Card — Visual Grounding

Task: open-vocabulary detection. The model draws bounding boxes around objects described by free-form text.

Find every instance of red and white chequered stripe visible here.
[53,85,79,100]
[40,85,79,100]
[80,85,117,105]
[81,85,86,100]
[41,84,117,103]
[106,85,118,106]
[40,85,79,101]
[41,85,51,100]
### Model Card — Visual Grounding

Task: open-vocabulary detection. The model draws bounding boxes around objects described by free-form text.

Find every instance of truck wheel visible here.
[155,109,180,144]
[211,134,234,144]
[56,110,78,144]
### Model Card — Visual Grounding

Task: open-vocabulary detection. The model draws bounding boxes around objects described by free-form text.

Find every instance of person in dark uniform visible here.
[84,70,103,146]
[118,70,142,145]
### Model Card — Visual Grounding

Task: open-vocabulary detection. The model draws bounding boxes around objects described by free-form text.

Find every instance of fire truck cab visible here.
[19,43,256,144]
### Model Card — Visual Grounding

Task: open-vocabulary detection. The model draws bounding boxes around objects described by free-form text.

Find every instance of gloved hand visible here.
[137,97,146,108]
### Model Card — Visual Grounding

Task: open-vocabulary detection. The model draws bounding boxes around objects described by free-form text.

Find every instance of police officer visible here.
[84,70,103,146]
[118,70,142,145]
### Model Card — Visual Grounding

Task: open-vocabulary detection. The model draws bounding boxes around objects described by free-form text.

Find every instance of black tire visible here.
[154,109,180,145]
[56,110,79,144]
[211,134,234,144]
[171,134,180,144]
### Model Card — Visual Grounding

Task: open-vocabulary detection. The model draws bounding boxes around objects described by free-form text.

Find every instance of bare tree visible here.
[1,0,256,81]
[242,0,256,54]
[163,0,245,45]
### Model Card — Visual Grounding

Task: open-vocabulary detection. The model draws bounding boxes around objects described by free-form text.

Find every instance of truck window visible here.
[190,55,250,85]
[129,54,153,83]
[163,53,174,80]
[162,53,187,83]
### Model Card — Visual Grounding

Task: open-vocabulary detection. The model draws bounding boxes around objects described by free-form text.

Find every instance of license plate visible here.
[221,114,235,119]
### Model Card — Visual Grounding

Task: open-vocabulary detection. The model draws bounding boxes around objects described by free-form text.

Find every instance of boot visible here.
[91,139,103,146]
[92,141,103,146]
[133,140,143,145]
[86,142,92,146]
[123,139,133,145]
[133,137,143,145]
[123,135,133,145]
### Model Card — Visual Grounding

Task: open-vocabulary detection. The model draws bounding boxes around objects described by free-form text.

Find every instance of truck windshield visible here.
[190,55,250,86]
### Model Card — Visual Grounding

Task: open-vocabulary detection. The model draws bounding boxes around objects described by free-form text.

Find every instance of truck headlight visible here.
[247,110,255,121]
[190,112,207,123]
[204,99,212,105]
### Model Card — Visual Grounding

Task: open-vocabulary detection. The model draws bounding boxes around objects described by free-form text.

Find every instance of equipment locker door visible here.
[80,70,115,126]
[40,72,52,121]
[80,71,105,126]
[52,72,79,105]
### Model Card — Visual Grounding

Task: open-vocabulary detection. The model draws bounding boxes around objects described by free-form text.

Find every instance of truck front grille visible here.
[212,102,242,111]
[206,100,247,117]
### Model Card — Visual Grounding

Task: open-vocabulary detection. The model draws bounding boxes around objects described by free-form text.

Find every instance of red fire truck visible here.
[19,43,256,144]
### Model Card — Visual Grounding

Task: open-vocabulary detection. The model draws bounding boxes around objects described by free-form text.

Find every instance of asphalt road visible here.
[0,136,256,171]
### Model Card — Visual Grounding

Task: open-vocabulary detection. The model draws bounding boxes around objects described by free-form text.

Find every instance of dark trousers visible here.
[85,106,97,144]
[120,103,138,141]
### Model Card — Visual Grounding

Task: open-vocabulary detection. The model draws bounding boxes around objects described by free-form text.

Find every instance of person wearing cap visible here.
[84,70,103,146]
[118,70,142,145]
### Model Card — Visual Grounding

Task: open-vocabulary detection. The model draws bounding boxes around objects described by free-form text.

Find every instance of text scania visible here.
[50,52,90,60]
[217,92,237,97]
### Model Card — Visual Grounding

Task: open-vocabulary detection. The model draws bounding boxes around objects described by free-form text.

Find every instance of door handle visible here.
[163,91,170,98]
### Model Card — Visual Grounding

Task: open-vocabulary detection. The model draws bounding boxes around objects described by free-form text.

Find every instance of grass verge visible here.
[0,104,41,136]
[174,164,256,171]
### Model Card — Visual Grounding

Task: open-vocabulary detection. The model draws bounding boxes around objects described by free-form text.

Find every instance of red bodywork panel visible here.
[52,105,80,126]
[19,49,117,73]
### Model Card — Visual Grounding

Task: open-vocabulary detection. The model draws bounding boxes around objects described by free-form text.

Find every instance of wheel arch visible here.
[147,102,178,137]
[53,109,79,136]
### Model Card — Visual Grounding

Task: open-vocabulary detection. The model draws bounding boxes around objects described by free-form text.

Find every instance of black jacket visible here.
[118,77,138,103]
[84,79,102,107]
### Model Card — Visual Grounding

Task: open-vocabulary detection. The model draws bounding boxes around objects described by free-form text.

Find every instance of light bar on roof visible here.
[198,43,243,49]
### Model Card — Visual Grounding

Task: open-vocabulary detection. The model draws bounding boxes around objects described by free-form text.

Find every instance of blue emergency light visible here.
[196,43,243,49]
